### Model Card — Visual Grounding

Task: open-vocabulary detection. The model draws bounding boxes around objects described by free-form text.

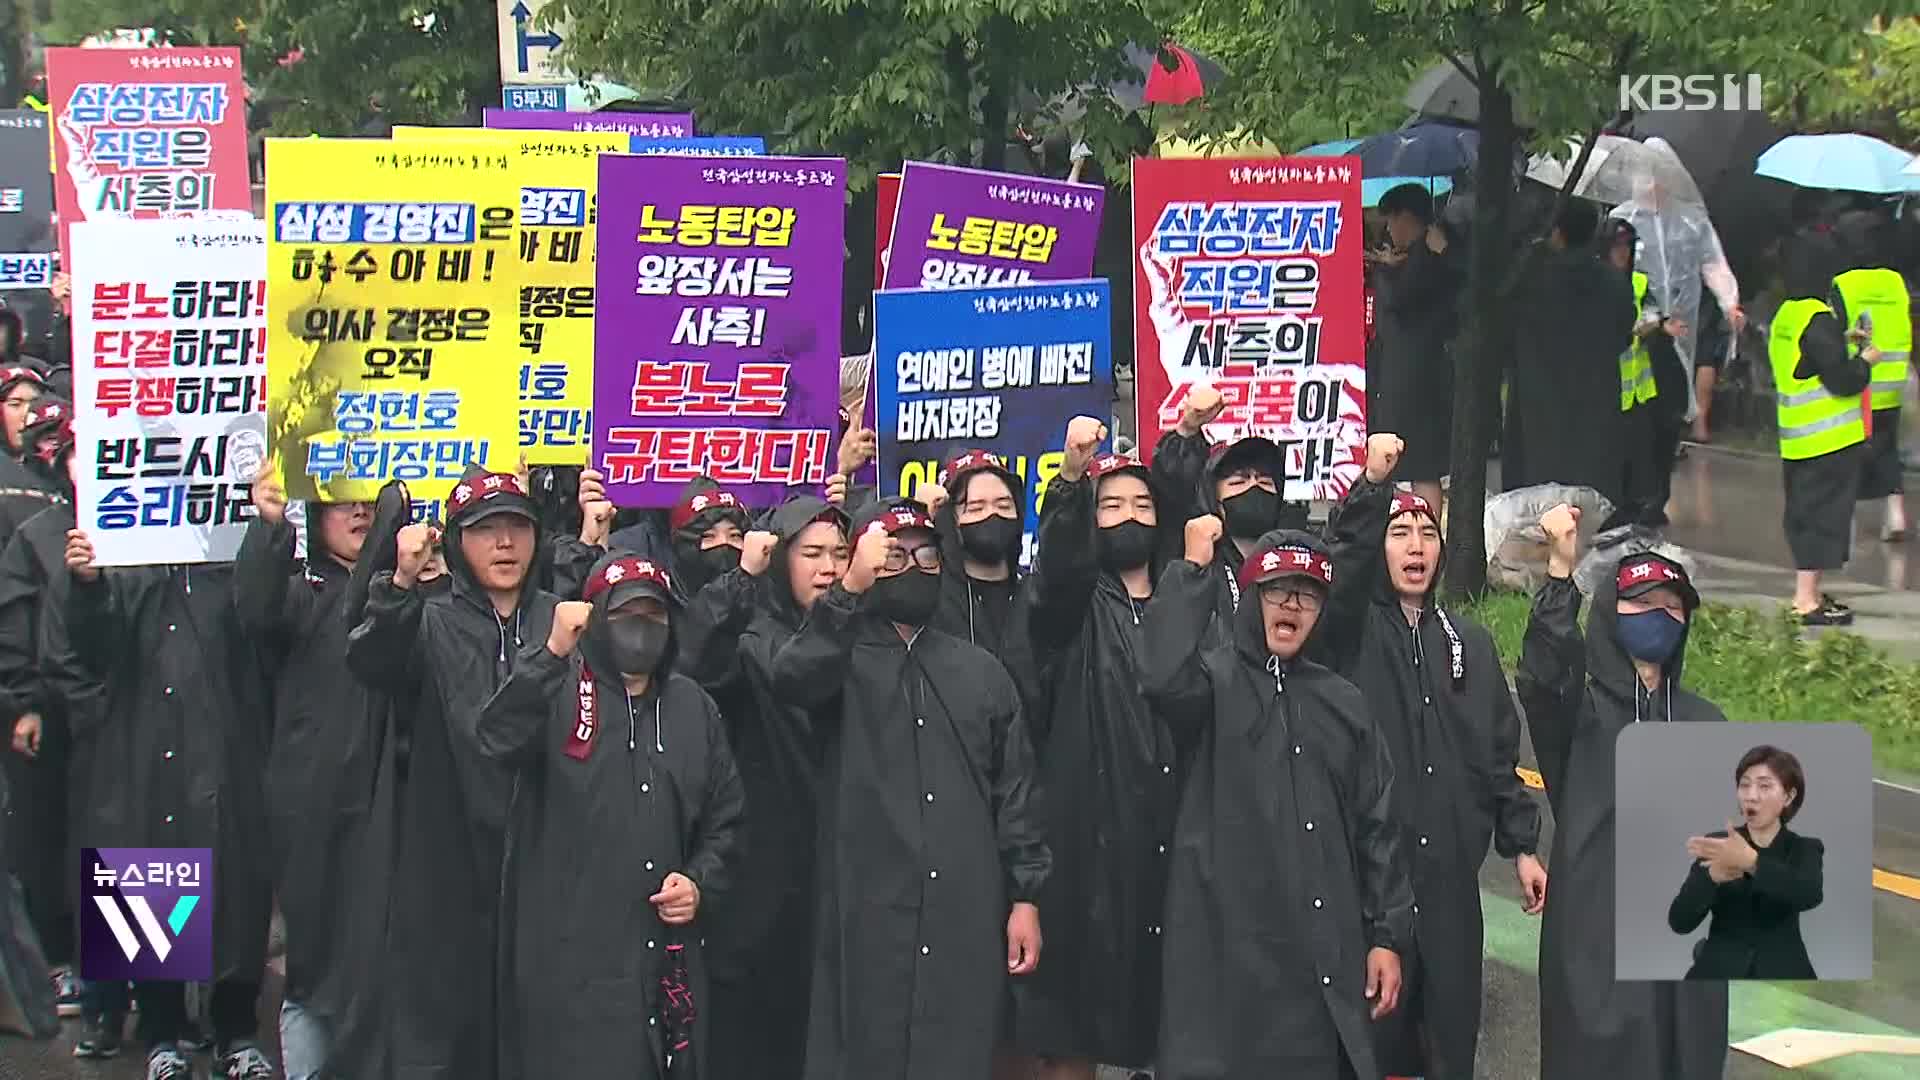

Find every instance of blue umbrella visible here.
[1295,137,1454,206]
[1350,122,1479,178]
[1298,138,1362,156]
[1755,133,1920,195]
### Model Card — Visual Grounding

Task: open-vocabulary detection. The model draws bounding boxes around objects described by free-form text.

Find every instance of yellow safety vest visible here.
[1770,298,1867,461]
[1833,267,1913,411]
[1619,271,1658,412]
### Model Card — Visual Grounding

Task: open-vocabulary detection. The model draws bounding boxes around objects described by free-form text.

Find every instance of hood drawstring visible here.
[1226,560,1241,612]
[1631,679,1676,724]
[495,608,523,662]
[1435,608,1465,683]
[1266,654,1284,694]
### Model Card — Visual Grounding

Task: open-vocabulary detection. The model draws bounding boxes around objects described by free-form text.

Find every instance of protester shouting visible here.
[1318,433,1545,1079]
[0,368,61,553]
[1007,421,1179,1080]
[478,553,744,1079]
[1520,505,1729,1079]
[231,471,376,1080]
[0,365,43,459]
[63,521,275,1078]
[1141,518,1410,1080]
[708,495,849,1080]
[771,498,1049,1080]
[345,467,560,1080]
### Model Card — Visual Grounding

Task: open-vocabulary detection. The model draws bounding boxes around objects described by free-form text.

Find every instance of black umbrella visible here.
[1352,121,1479,178]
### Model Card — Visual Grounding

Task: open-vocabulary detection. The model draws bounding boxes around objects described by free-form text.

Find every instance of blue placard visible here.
[629,136,766,158]
[502,85,566,112]
[874,279,1113,568]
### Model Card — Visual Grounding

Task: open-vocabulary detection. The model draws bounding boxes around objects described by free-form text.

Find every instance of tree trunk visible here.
[1441,76,1518,598]
[978,19,1011,171]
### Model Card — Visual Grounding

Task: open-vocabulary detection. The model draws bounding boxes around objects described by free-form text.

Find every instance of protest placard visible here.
[1131,156,1367,501]
[632,137,765,157]
[392,126,626,465]
[45,47,252,267]
[264,139,520,517]
[69,219,267,565]
[882,162,1104,291]
[875,279,1112,565]
[594,155,845,506]
[0,110,53,253]
[484,109,694,138]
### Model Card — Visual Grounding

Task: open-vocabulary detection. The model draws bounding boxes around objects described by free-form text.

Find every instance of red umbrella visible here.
[1143,42,1224,106]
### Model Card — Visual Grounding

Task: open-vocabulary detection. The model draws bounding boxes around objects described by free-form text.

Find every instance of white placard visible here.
[71,218,268,566]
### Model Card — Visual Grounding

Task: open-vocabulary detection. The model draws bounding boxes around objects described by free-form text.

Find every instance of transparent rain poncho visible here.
[1607,138,1741,422]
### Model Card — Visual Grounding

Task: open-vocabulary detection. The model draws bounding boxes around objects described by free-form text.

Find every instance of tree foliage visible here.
[1790,16,1920,148]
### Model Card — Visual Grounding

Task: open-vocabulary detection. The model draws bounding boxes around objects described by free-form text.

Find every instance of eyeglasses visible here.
[881,543,942,573]
[1258,582,1324,612]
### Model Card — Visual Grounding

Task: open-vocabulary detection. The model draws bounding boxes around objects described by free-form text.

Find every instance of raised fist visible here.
[740,530,779,577]
[843,525,895,595]
[578,467,614,544]
[1365,434,1404,485]
[915,482,949,516]
[251,468,288,526]
[1061,415,1108,482]
[1541,503,1581,576]
[394,523,436,588]
[547,600,593,657]
[837,427,878,475]
[1185,514,1224,567]
[1179,385,1227,436]
[64,529,99,582]
[825,472,850,506]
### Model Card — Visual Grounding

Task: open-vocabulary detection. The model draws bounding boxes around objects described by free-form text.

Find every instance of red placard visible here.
[875,172,901,281]
[1131,156,1367,501]
[46,46,251,267]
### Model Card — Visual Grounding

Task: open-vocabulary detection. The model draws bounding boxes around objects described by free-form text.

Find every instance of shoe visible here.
[1800,597,1854,627]
[72,1012,124,1059]
[146,1044,194,1080]
[1883,525,1909,543]
[219,1041,276,1079]
[50,966,82,1018]
[183,1022,215,1053]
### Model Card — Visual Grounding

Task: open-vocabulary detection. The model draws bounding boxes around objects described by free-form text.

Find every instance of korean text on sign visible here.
[594,154,846,506]
[45,47,252,267]
[874,280,1113,568]
[882,161,1104,292]
[1130,156,1367,501]
[265,138,520,502]
[69,219,269,566]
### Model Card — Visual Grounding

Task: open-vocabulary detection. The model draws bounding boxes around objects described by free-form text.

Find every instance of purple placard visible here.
[80,847,213,982]
[594,155,848,507]
[482,108,696,138]
[882,161,1105,291]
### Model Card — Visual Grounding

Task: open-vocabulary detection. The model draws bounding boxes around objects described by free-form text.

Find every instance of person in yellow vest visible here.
[1833,210,1913,542]
[1606,220,1674,527]
[1770,230,1876,626]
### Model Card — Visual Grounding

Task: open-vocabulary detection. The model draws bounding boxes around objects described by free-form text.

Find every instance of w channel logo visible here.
[79,847,214,982]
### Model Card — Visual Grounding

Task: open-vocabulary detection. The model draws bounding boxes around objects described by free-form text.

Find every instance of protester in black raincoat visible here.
[346,467,558,1080]
[64,494,275,1078]
[1140,520,1411,1080]
[770,497,1049,1080]
[914,449,1041,710]
[1519,505,1728,1079]
[654,477,773,692]
[0,367,60,546]
[479,552,745,1080]
[1370,184,1459,510]
[1318,433,1545,1079]
[0,363,43,459]
[1009,420,1180,1074]
[706,495,847,1080]
[231,469,379,1078]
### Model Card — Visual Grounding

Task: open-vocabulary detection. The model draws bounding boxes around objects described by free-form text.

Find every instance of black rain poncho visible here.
[1139,529,1413,1080]
[769,500,1049,1080]
[478,550,745,1080]
[1517,562,1728,1080]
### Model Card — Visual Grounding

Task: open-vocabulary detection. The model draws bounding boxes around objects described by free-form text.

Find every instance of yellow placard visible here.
[391,126,624,465]
[265,137,521,510]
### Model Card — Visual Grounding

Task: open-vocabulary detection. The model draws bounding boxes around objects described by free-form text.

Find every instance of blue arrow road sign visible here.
[512,2,563,76]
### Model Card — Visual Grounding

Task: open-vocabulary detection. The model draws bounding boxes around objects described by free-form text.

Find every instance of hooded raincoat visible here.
[1517,564,1728,1080]
[478,551,745,1080]
[1506,246,1638,499]
[769,501,1049,1080]
[1318,480,1540,1078]
[1139,528,1412,1080]
[1148,430,1311,635]
[1010,460,1181,1067]
[1369,238,1460,482]
[345,469,557,1080]
[927,454,1042,714]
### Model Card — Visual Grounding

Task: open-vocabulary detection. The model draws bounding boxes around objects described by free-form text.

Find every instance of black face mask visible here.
[866,568,942,626]
[673,539,741,589]
[1098,520,1157,572]
[958,515,1020,563]
[608,617,670,676]
[1221,486,1280,540]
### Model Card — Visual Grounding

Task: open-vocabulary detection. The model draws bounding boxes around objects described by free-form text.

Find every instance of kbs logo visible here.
[1619,74,1764,113]
[79,848,213,981]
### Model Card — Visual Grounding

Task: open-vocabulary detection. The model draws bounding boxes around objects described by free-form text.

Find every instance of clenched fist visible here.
[578,468,614,545]
[251,468,288,526]
[843,525,894,595]
[65,529,99,582]
[824,472,850,506]
[1185,515,1224,567]
[915,482,949,516]
[1060,416,1109,483]
[1178,385,1227,436]
[393,523,437,589]
[837,427,878,475]
[740,530,779,577]
[1365,434,1404,485]
[1541,503,1581,578]
[547,600,592,657]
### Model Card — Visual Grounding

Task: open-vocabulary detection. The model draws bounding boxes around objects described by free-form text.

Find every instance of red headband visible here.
[670,488,743,532]
[1616,555,1686,594]
[0,366,44,388]
[448,472,530,516]
[1084,452,1142,481]
[862,504,935,537]
[582,556,673,603]
[1240,544,1335,588]
[1390,492,1437,523]
[937,449,1008,487]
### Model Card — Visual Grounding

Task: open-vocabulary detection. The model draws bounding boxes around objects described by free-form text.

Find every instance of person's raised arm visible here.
[1515,504,1587,809]
[767,526,889,712]
[345,522,433,692]
[1138,516,1224,748]
[1027,416,1106,652]
[678,531,775,698]
[232,472,304,647]
[1150,386,1226,527]
[1315,433,1401,666]
[475,601,586,765]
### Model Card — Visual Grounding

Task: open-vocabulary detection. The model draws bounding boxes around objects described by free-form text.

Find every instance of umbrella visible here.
[1351,122,1478,179]
[1109,41,1226,110]
[1403,59,1537,128]
[1296,137,1455,206]
[1525,134,1664,206]
[1755,133,1920,194]
[1906,152,1920,176]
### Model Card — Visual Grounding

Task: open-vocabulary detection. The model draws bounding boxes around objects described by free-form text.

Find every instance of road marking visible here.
[1513,767,1920,901]
[1732,1029,1920,1068]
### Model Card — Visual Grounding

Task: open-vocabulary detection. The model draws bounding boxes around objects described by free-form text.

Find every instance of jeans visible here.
[279,997,330,1080]
[79,978,130,1019]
